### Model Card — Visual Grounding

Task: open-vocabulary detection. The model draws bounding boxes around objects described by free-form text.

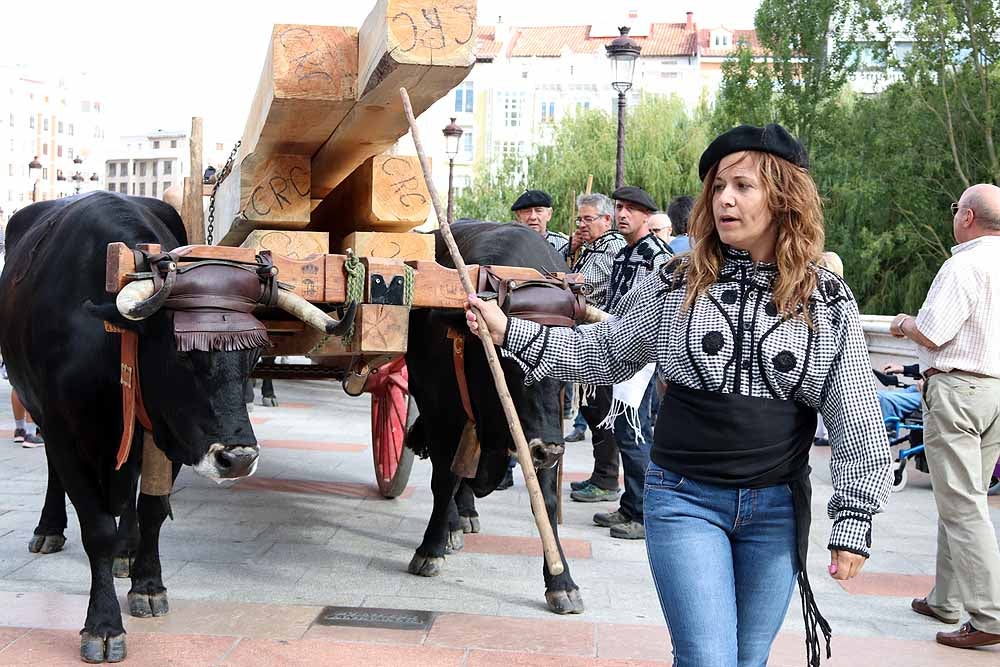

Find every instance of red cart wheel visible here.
[367,357,416,498]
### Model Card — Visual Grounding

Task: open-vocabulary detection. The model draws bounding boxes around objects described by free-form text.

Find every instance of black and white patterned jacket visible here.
[544,230,570,258]
[571,230,627,308]
[605,232,673,311]
[503,246,892,557]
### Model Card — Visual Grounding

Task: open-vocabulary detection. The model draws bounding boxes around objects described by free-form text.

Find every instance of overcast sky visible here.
[1,0,760,144]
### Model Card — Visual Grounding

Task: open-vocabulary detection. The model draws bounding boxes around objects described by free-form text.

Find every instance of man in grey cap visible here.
[583,185,672,539]
[511,190,569,258]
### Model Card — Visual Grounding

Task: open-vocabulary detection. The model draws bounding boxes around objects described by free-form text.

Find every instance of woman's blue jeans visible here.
[644,461,799,667]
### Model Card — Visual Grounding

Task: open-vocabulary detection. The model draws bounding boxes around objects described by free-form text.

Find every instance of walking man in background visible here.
[891,183,1000,649]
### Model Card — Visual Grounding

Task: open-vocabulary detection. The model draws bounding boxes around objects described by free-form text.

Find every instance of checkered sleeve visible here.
[582,252,615,309]
[501,274,660,385]
[819,295,893,558]
[914,258,974,347]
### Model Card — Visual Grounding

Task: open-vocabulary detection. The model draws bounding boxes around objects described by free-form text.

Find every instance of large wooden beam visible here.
[310,0,476,200]
[311,154,431,234]
[340,230,435,260]
[240,25,358,159]
[214,153,312,246]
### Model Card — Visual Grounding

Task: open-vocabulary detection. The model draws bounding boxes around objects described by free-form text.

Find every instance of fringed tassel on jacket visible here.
[798,570,833,666]
[175,329,271,352]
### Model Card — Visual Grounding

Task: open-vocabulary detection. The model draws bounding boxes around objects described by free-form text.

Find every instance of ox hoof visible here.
[128,591,169,618]
[28,533,66,554]
[545,589,585,615]
[262,396,278,407]
[407,553,444,577]
[80,632,127,663]
[444,529,464,554]
[112,556,133,579]
[459,516,480,534]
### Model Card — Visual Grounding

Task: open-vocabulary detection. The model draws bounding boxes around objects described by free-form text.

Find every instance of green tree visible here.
[456,96,709,235]
[712,44,776,133]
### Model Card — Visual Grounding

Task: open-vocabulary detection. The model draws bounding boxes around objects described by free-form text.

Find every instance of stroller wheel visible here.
[892,461,908,493]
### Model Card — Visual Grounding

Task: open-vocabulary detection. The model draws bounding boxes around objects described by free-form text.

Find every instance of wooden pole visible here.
[400,87,564,576]
[585,174,593,195]
[182,117,205,245]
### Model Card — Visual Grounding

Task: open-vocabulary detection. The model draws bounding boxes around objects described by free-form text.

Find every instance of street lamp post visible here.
[442,117,464,224]
[606,26,641,189]
[72,155,84,195]
[28,157,43,203]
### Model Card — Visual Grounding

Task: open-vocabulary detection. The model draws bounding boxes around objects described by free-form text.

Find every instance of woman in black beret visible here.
[465,123,892,666]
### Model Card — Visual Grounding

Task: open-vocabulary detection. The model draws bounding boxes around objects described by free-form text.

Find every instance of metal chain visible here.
[206,140,241,246]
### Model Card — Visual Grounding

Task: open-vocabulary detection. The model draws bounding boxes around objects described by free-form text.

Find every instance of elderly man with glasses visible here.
[891,184,1000,649]
[563,193,627,499]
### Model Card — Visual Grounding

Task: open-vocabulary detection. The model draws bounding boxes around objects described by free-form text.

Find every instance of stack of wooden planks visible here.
[211,0,477,261]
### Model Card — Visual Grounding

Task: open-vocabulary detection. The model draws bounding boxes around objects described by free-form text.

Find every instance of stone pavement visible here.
[0,378,996,665]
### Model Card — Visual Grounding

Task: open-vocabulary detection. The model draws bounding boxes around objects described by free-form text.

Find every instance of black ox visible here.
[0,192,350,663]
[404,221,584,614]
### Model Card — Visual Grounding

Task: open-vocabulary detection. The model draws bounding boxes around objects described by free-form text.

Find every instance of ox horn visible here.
[274,288,357,336]
[116,270,177,320]
[580,305,610,324]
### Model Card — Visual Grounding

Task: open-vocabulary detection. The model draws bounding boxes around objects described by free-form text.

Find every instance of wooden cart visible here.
[112,0,580,497]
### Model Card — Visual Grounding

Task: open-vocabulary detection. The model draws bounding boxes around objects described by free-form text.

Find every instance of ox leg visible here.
[68,488,127,662]
[409,444,463,577]
[128,462,180,617]
[29,455,68,554]
[455,481,480,534]
[261,377,278,407]
[537,465,584,615]
[111,480,140,579]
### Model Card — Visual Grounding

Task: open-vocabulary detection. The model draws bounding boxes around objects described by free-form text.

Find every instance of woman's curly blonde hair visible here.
[680,151,825,321]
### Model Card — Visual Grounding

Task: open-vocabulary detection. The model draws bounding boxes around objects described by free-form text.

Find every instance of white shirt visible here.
[915,236,1000,378]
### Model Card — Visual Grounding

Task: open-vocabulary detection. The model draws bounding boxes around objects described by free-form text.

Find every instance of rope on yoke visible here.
[309,249,365,355]
[402,263,415,307]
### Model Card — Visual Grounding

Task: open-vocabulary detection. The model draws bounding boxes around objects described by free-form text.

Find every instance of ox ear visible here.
[83,300,143,332]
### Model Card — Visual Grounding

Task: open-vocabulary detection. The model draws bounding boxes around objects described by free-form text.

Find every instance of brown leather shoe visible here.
[936,622,1000,648]
[911,598,959,624]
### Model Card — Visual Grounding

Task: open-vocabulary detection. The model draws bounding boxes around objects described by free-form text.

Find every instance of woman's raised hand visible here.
[466,294,508,345]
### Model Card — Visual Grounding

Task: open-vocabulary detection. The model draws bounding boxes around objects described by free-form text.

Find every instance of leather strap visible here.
[446,328,475,424]
[105,322,153,470]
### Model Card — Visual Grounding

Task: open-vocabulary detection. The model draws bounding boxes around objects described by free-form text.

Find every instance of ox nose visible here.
[214,446,259,478]
[528,439,564,470]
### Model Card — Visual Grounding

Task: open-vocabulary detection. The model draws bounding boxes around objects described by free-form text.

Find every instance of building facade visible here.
[0,66,107,225]
[402,11,762,223]
[104,131,189,200]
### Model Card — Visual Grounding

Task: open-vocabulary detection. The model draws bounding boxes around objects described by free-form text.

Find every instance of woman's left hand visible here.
[828,550,866,580]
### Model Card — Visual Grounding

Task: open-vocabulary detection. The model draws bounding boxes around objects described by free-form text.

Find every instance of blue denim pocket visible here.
[645,465,685,490]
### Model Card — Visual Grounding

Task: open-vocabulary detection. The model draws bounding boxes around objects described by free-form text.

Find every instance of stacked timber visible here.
[212,0,477,254]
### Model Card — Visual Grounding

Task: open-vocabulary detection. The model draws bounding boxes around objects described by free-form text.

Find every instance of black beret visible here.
[611,186,658,212]
[511,189,552,211]
[698,123,809,181]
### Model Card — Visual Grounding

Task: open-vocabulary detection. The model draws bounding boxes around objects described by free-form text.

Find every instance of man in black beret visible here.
[572,186,671,540]
[511,189,569,258]
[698,123,809,181]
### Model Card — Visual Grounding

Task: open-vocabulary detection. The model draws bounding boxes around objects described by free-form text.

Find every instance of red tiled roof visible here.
[475,25,502,59]
[507,22,699,58]
[697,29,765,58]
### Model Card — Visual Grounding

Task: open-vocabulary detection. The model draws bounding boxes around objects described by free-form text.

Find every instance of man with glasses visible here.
[891,184,1000,649]
[565,194,626,497]
[511,190,569,258]
[647,211,673,245]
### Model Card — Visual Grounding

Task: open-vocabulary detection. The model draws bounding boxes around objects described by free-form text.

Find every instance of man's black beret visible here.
[611,186,658,212]
[698,123,809,181]
[511,189,552,211]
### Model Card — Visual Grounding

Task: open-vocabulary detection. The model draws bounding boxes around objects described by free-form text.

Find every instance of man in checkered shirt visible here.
[565,193,626,499]
[891,183,1000,649]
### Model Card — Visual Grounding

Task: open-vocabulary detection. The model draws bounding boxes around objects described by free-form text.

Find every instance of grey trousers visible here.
[923,371,1000,633]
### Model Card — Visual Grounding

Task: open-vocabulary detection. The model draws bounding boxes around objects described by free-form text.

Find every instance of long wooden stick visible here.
[400,87,564,576]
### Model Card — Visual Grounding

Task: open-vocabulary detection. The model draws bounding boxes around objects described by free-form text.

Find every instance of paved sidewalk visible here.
[0,379,996,665]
